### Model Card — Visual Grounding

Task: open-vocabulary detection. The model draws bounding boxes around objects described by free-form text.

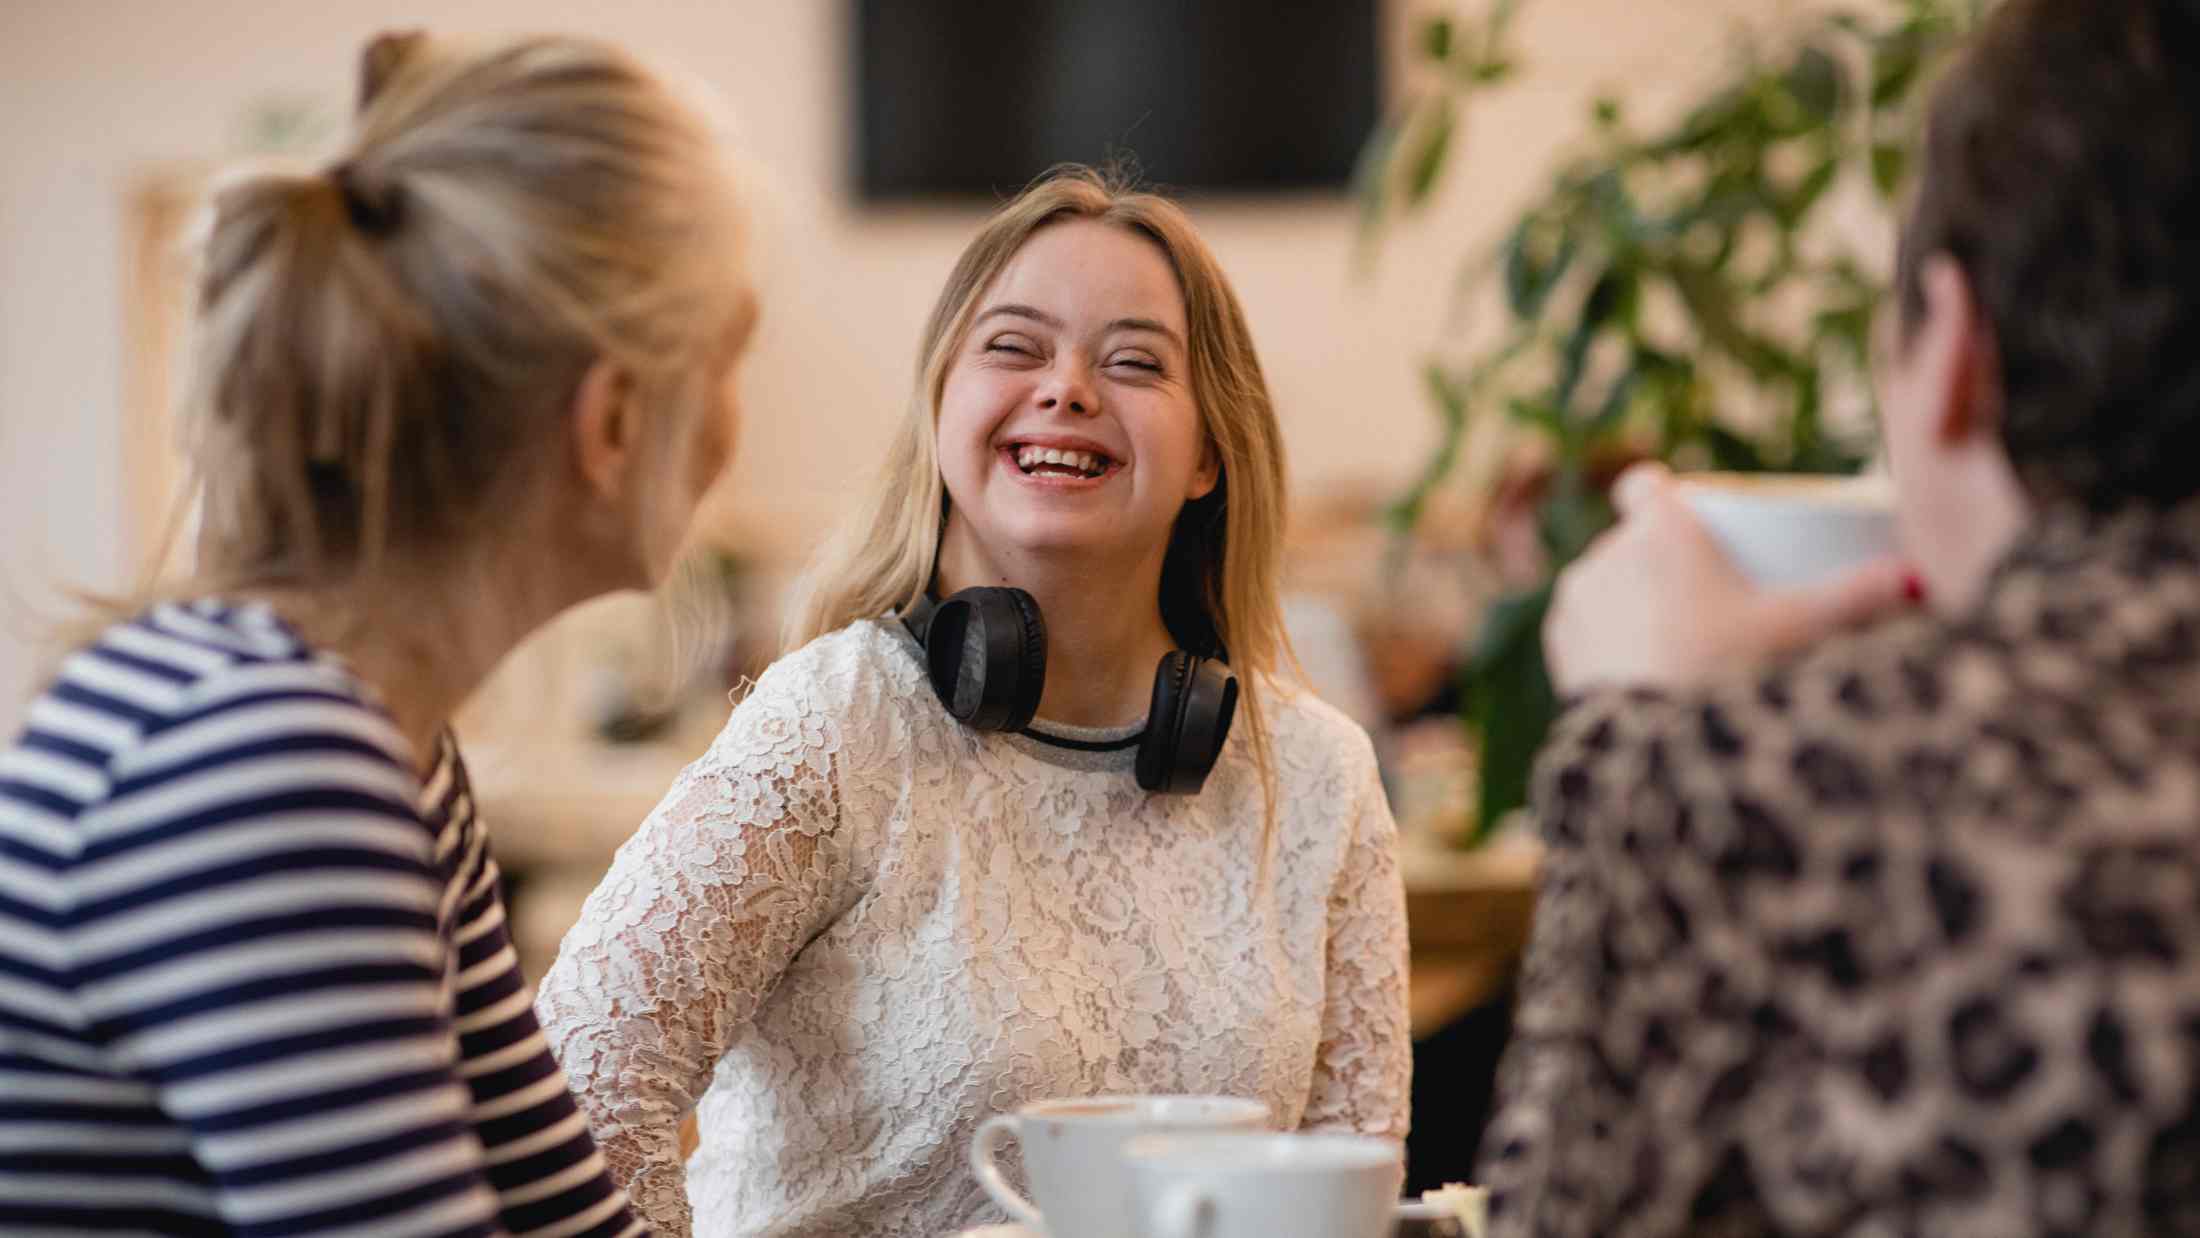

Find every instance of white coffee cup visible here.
[1122,1132,1403,1238]
[970,1095,1271,1238]
[1675,471,1899,589]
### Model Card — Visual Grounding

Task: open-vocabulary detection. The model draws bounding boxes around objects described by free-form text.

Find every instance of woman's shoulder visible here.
[717,618,938,762]
[14,599,421,859]
[1252,677,1382,784]
[1548,608,1956,780]
[45,598,396,743]
[750,617,930,707]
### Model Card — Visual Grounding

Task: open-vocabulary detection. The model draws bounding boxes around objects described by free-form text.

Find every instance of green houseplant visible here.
[1358,0,1992,840]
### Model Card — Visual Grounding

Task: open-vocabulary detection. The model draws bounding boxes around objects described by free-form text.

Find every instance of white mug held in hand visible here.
[1675,471,1899,589]
[969,1096,1270,1238]
[1546,464,1915,694]
[1124,1132,1403,1238]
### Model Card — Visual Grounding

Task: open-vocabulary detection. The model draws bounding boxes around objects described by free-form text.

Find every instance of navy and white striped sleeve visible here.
[5,603,646,1237]
[424,754,643,1238]
[78,661,510,1236]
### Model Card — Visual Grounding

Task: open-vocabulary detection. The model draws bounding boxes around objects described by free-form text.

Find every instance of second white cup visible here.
[970,1095,1271,1238]
[1122,1131,1403,1238]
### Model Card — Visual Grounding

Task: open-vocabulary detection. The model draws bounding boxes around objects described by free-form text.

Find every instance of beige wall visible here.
[0,0,1802,732]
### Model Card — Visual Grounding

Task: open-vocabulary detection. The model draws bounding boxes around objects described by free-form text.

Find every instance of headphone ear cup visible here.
[997,588,1047,733]
[924,587,1046,732]
[1135,653,1190,792]
[1136,653,1239,794]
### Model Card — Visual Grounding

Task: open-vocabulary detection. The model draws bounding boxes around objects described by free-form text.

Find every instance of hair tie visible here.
[331,161,402,236]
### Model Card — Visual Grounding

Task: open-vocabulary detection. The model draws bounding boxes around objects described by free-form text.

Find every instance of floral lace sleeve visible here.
[1302,755,1412,1143]
[534,674,857,1238]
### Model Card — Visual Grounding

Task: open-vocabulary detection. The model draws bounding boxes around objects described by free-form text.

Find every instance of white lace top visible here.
[534,619,1410,1238]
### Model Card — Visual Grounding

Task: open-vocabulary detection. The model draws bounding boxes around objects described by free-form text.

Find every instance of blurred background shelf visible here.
[1402,835,1539,1037]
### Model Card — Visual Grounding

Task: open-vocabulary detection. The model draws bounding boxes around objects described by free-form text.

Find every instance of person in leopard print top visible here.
[1477,2,2200,1235]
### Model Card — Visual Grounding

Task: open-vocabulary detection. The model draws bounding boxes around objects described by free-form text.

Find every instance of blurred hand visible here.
[1545,463,1916,694]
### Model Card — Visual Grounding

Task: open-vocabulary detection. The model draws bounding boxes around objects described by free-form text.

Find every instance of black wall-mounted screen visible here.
[854,1,1382,200]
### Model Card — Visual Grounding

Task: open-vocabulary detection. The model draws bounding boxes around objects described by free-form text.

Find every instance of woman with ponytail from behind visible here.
[0,30,755,1236]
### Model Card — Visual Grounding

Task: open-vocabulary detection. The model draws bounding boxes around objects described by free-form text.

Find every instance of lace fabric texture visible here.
[535,621,1410,1237]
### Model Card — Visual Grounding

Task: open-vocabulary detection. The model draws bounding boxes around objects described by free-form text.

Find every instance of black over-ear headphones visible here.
[900,588,1239,795]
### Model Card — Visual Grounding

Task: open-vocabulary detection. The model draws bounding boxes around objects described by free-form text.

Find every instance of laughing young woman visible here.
[535,168,1410,1237]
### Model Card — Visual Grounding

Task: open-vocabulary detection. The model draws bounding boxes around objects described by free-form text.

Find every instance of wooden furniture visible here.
[1401,839,1540,1038]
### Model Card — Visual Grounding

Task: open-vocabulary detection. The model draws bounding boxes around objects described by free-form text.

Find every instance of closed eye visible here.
[985,334,1041,359]
[1109,356,1162,373]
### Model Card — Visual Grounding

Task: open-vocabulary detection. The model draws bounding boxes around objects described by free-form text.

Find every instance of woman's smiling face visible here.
[934,218,1218,573]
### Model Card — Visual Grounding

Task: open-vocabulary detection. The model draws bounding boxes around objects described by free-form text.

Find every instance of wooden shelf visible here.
[1401,836,1541,1036]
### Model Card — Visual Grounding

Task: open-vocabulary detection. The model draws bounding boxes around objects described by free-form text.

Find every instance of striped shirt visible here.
[0,600,644,1237]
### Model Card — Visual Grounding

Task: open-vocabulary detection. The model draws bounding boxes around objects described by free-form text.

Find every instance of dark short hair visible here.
[1896,0,2200,510]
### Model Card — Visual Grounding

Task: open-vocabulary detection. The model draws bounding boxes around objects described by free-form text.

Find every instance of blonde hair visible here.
[169,30,748,596]
[787,166,1294,826]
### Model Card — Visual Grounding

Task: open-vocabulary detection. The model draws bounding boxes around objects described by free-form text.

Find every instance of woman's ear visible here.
[1919,256,2004,446]
[571,359,637,503]
[1187,437,1222,502]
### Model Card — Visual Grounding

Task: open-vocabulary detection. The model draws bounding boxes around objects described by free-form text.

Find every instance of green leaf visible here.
[1554,270,1627,414]
[1488,0,1526,42]
[1650,357,1706,451]
[1783,44,1846,124]
[1537,470,1615,562]
[1470,582,1549,667]
[1656,86,1750,155]
[1588,361,1642,434]
[1426,361,1470,435]
[1421,15,1456,62]
[1508,396,1564,434]
[1680,168,1773,243]
[1790,434,1870,475]
[1383,362,1476,533]
[1501,214,1577,318]
[1588,168,1649,252]
[1871,27,1927,107]
[1349,113,1405,263]
[1592,95,1623,129]
[1669,264,1804,379]
[1404,95,1459,205]
[1813,299,1876,366]
[1472,58,1517,84]
[1781,157,1840,225]
[1706,425,1769,471]
[1465,584,1559,839]
[1871,142,1909,197]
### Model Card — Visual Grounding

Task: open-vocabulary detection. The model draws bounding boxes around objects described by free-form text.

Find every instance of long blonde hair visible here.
[159,31,749,603]
[787,166,1295,820]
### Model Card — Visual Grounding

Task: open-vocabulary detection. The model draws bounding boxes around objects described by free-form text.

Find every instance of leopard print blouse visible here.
[1479,503,2200,1238]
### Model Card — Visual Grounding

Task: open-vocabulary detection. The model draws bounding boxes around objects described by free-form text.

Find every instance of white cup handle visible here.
[970,1114,1045,1230]
[1146,1183,1216,1238]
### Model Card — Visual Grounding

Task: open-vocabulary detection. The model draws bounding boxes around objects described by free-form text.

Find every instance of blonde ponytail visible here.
[176,30,748,594]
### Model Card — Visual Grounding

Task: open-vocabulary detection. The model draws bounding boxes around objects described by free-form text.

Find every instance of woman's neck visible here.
[935,532,1177,730]
[256,548,583,774]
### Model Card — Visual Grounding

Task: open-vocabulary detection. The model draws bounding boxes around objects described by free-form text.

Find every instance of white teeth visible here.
[1013,445,1107,476]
